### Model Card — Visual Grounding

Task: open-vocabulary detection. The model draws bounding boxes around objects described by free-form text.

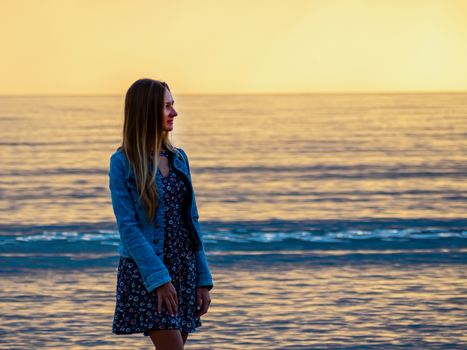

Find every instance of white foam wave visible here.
[0,228,464,245]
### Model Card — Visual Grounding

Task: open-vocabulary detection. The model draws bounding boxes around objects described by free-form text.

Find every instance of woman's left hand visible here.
[195,287,211,317]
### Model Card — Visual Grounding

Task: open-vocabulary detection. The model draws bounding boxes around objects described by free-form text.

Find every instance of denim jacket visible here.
[108,147,213,293]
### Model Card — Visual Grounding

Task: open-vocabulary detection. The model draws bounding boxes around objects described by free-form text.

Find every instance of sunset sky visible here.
[1,0,466,95]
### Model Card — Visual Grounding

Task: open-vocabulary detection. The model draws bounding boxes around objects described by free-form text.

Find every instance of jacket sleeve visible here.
[178,148,214,291]
[108,153,172,293]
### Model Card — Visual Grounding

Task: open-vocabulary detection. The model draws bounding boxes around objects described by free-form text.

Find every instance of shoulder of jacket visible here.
[174,147,188,162]
[110,149,123,162]
[109,149,131,171]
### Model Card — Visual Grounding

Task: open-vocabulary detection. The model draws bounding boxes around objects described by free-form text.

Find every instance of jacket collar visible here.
[153,148,189,178]
[172,150,189,177]
[124,148,189,179]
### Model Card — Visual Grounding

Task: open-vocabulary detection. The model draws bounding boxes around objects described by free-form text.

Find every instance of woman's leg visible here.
[181,332,189,345]
[148,329,184,350]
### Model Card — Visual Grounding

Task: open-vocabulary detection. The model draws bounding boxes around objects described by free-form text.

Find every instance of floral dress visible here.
[112,149,201,336]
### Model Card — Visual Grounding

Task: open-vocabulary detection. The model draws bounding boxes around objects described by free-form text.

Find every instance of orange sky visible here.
[1,0,466,95]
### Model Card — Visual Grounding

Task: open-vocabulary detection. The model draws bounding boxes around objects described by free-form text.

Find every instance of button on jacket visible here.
[108,147,214,293]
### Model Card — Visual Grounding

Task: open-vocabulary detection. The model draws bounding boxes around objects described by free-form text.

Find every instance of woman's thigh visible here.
[148,329,184,350]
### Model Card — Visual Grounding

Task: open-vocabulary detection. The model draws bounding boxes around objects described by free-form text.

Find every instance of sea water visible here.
[0,93,466,349]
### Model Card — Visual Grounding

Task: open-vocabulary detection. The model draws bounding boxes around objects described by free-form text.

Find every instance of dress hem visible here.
[112,324,201,337]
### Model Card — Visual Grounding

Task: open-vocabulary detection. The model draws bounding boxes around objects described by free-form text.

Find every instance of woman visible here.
[109,78,214,350]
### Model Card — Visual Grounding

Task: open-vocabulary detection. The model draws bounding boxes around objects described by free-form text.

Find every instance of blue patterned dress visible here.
[112,149,202,336]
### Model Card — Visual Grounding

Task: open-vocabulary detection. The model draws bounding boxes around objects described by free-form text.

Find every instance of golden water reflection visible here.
[1,260,465,349]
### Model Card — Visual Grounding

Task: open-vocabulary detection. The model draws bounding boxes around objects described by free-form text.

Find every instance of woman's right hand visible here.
[155,282,178,316]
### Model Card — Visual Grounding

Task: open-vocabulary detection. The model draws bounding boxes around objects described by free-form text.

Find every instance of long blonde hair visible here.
[118,78,177,222]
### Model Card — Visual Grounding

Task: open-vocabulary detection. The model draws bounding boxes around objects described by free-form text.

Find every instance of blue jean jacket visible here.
[108,147,213,293]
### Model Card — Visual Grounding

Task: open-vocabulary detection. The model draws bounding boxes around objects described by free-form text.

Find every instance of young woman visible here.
[109,78,214,350]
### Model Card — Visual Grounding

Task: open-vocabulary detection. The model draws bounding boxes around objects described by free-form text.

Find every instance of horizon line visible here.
[0,89,466,97]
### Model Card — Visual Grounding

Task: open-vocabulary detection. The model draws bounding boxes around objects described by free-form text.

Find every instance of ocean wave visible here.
[0,226,465,248]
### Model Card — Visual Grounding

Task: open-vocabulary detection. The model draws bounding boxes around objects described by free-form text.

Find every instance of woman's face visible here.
[162,88,177,132]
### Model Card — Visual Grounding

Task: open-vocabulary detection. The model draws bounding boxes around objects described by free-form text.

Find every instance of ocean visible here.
[0,93,466,349]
